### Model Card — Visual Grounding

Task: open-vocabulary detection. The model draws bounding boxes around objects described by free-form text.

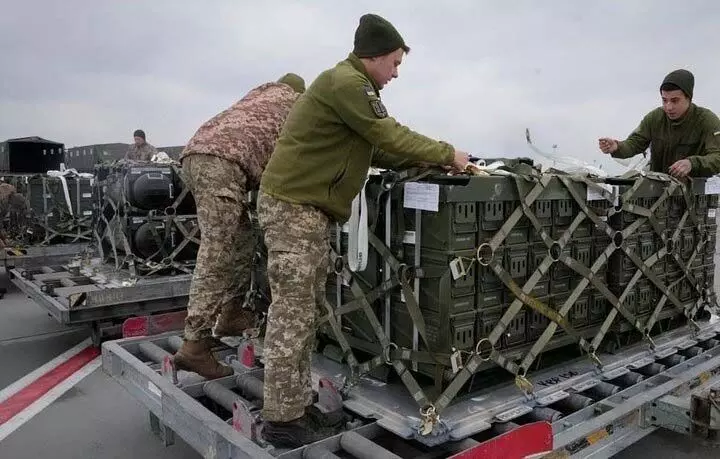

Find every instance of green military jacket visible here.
[260,53,454,223]
[612,104,720,176]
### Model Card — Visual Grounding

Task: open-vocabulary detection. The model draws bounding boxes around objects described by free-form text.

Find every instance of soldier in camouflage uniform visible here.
[124,129,158,161]
[257,14,469,447]
[173,74,306,380]
[600,69,720,177]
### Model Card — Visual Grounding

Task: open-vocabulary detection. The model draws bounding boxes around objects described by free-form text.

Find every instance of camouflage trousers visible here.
[182,154,254,341]
[257,191,331,422]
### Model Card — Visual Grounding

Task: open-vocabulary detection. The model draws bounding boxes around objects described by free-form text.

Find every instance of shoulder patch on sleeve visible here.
[362,84,377,98]
[370,99,388,118]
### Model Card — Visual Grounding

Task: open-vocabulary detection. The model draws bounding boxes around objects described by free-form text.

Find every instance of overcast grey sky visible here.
[1,0,719,173]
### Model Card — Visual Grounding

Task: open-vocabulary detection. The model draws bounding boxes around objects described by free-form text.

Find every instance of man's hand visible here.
[598,138,619,154]
[451,150,470,171]
[669,159,692,178]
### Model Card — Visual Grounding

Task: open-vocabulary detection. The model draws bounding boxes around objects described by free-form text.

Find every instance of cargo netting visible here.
[0,172,95,246]
[93,161,199,276]
[318,162,719,435]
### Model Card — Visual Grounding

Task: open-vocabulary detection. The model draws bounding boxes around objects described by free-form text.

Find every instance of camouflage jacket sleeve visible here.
[614,112,653,159]
[333,75,454,165]
[688,112,720,176]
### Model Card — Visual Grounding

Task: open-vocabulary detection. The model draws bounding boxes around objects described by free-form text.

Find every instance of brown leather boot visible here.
[174,337,233,380]
[214,309,257,337]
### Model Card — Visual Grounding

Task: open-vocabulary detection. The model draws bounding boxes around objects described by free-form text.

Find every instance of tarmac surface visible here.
[0,269,719,458]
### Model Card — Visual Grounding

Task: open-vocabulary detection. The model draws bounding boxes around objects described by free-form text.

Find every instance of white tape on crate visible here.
[46,168,94,217]
[348,177,369,272]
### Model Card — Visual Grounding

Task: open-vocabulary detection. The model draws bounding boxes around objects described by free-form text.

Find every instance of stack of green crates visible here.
[319,169,719,381]
[607,178,717,324]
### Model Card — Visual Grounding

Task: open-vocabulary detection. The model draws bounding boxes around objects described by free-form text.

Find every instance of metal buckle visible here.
[476,243,494,267]
[419,404,439,436]
[474,338,495,362]
[383,342,398,365]
[515,368,534,396]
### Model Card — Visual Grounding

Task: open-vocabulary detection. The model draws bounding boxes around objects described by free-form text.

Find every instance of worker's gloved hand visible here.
[669,159,692,178]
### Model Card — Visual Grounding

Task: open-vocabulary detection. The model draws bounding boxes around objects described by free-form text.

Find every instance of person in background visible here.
[124,129,158,161]
[599,69,720,178]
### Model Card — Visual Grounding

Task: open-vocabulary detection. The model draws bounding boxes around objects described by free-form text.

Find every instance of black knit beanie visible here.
[133,129,146,140]
[660,69,694,99]
[353,14,409,58]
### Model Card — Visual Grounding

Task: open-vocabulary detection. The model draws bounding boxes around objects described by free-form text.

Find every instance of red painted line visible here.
[449,421,553,459]
[0,346,100,425]
[122,311,187,338]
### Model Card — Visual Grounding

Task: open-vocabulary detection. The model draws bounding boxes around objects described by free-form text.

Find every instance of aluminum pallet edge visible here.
[102,320,720,459]
[2,242,90,269]
[8,264,191,345]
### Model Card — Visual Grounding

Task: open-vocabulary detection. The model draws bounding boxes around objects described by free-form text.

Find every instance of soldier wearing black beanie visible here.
[352,13,410,58]
[599,69,720,178]
[257,12,469,449]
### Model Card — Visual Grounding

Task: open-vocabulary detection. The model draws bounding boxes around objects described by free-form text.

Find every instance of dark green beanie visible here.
[277,73,305,94]
[353,13,409,58]
[660,69,694,99]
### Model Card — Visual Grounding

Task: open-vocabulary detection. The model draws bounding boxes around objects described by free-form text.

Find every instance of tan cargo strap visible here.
[367,232,450,368]
[326,244,433,411]
[434,171,689,411]
[434,174,568,410]
[324,166,714,421]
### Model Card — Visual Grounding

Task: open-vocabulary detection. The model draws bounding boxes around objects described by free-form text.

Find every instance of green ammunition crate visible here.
[391,307,476,353]
[477,305,527,349]
[589,291,609,325]
[404,201,477,251]
[400,246,476,314]
[477,288,506,310]
[527,304,555,340]
[551,293,591,329]
[325,283,382,345]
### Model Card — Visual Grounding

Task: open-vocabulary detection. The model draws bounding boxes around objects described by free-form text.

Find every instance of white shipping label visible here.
[704,176,720,195]
[709,209,717,219]
[587,183,619,206]
[450,350,463,374]
[82,192,92,198]
[449,258,466,280]
[403,231,416,244]
[403,182,439,212]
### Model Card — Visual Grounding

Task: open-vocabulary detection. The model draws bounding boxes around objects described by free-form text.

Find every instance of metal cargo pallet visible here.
[2,242,90,269]
[102,318,720,459]
[9,258,190,344]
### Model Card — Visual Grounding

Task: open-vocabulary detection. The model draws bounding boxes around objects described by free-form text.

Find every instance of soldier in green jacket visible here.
[599,69,720,178]
[257,13,469,447]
